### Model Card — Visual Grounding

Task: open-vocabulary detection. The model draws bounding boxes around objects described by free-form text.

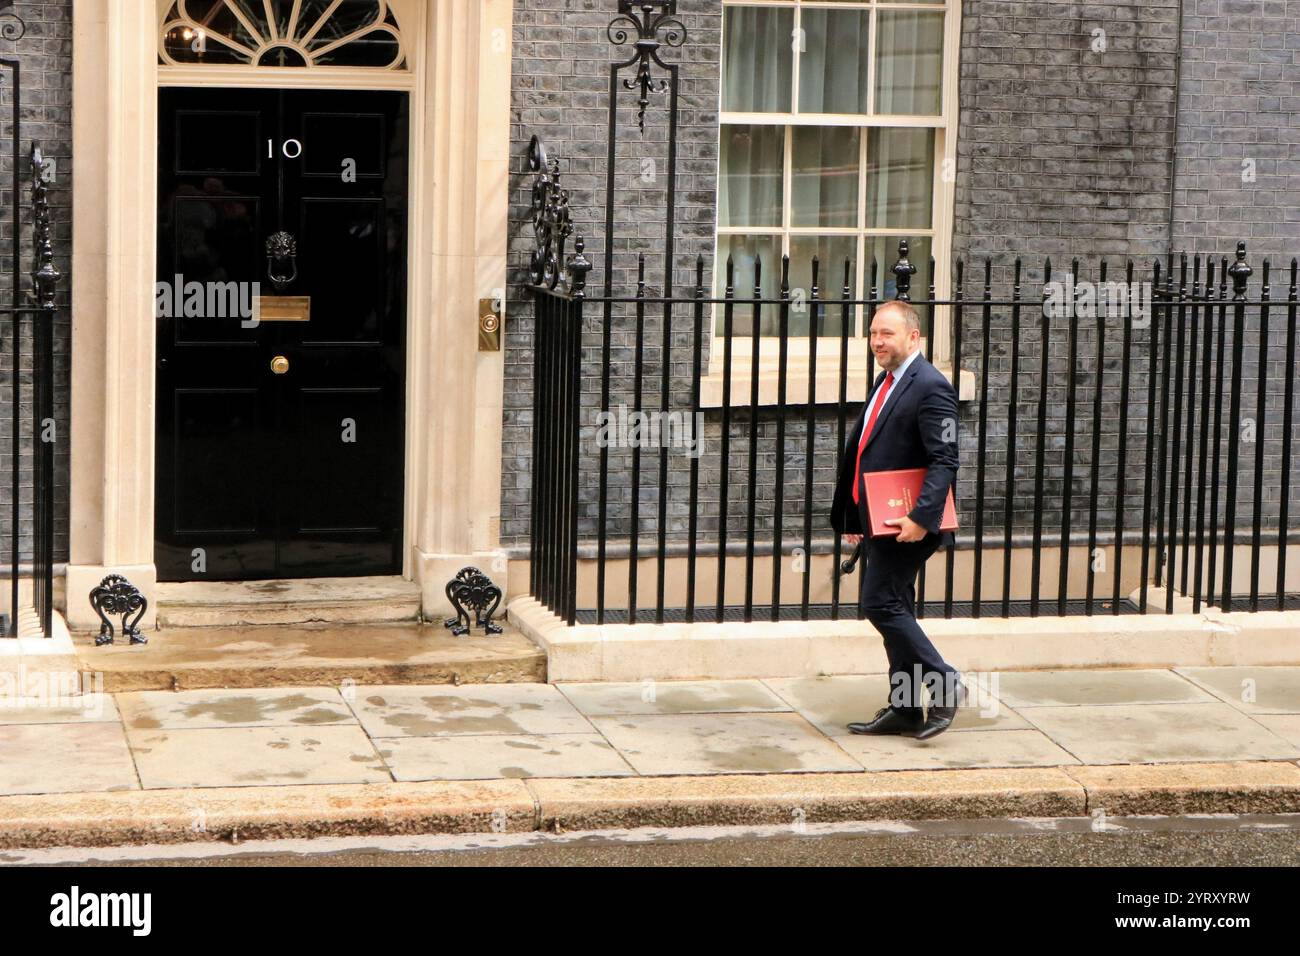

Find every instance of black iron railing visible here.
[2,137,60,638]
[521,2,1299,626]
[526,239,1300,626]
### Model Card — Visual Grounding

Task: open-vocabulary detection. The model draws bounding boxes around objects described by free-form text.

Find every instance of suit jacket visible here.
[829,351,959,546]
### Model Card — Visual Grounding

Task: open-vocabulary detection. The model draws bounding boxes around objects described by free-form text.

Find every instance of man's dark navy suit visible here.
[829,350,960,716]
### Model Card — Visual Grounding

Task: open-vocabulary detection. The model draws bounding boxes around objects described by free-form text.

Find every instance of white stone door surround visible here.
[66,0,512,630]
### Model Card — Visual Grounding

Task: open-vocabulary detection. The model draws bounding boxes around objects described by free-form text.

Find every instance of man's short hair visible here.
[874,299,921,334]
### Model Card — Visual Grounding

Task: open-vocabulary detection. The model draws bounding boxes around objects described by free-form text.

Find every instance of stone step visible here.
[156,576,423,628]
[74,621,545,692]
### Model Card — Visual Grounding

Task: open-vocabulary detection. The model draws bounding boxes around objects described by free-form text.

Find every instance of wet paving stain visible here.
[502,739,544,750]
[500,766,532,778]
[249,581,293,595]
[174,692,347,726]
[700,745,808,773]
[644,687,778,713]
[417,696,512,712]
[383,711,527,736]
[233,769,310,783]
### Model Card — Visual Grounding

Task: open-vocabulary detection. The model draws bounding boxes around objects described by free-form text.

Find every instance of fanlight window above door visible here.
[160,1,406,70]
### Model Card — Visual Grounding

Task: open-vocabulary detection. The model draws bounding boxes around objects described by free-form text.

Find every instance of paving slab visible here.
[1173,666,1300,715]
[0,694,119,725]
[990,668,1216,707]
[347,683,593,738]
[834,728,1081,771]
[557,679,790,716]
[116,687,355,731]
[590,712,863,775]
[129,725,391,789]
[1252,715,1300,749]
[1020,702,1300,764]
[378,734,635,781]
[763,674,1029,735]
[0,723,139,796]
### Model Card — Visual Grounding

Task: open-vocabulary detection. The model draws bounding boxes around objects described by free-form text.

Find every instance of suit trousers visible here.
[858,532,958,716]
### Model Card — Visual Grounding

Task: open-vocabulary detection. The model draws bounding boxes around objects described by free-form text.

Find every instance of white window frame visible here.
[705,0,963,406]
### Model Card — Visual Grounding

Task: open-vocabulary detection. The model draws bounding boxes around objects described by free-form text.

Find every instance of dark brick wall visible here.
[953,0,1181,266]
[504,0,723,542]
[1168,0,1300,548]
[0,0,72,566]
[1172,0,1300,259]
[502,0,1300,570]
[946,2,1185,547]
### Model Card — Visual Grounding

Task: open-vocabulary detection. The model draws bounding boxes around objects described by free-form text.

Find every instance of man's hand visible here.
[885,516,927,543]
[844,533,862,546]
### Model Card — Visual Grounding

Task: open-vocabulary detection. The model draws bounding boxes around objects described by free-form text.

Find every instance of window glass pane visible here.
[715,234,783,336]
[866,128,934,229]
[722,7,794,112]
[866,235,933,329]
[875,11,944,115]
[163,1,259,63]
[789,235,856,337]
[791,126,860,228]
[720,125,785,228]
[798,9,870,114]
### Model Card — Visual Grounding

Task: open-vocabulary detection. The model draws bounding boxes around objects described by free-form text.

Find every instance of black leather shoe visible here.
[914,678,967,741]
[847,705,925,735]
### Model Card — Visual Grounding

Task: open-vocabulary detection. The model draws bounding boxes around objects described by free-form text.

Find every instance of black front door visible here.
[156,87,408,581]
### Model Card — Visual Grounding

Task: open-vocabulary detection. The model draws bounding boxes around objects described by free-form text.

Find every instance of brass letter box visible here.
[255,296,312,323]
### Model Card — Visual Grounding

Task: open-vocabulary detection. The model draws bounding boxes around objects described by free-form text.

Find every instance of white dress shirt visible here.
[858,347,921,451]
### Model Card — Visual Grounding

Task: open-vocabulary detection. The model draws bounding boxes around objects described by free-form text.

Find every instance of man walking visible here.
[829,299,965,740]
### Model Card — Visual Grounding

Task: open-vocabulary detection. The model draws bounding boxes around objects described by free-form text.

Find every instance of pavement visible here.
[2,665,1300,848]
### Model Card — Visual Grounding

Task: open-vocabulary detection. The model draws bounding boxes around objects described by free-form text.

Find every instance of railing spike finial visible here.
[1228,240,1252,300]
[891,239,916,301]
[30,144,60,310]
[568,235,591,298]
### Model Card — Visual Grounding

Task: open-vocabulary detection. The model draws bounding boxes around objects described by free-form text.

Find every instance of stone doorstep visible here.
[69,622,547,692]
[154,576,423,628]
[0,761,1297,850]
[508,597,1300,682]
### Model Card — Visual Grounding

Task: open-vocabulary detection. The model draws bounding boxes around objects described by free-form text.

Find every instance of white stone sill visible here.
[700,358,977,408]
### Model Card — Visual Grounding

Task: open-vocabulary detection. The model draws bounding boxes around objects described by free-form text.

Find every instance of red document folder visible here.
[861,468,959,538]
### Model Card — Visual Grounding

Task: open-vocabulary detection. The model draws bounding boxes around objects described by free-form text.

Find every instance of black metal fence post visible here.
[1222,243,1253,612]
[30,145,58,637]
[2,110,59,637]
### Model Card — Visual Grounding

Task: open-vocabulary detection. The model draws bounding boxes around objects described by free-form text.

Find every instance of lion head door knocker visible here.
[89,575,149,647]
[265,231,299,291]
[443,567,503,637]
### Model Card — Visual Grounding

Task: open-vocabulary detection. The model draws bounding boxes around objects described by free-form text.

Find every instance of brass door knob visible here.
[270,355,290,375]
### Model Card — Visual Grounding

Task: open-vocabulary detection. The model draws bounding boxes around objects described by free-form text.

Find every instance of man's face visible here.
[869,307,920,371]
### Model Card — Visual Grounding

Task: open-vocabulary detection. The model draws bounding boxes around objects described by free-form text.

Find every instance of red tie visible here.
[852,372,894,504]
